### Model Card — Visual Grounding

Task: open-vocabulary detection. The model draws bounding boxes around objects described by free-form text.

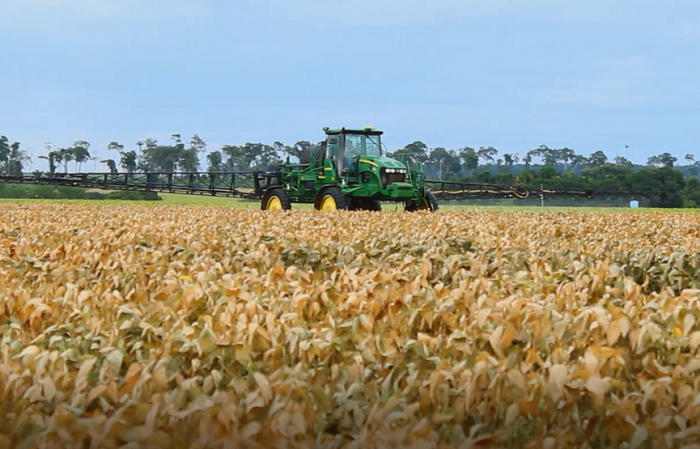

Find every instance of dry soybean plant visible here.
[2,203,700,448]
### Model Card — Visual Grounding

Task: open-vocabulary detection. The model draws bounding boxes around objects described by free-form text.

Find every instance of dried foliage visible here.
[2,204,700,448]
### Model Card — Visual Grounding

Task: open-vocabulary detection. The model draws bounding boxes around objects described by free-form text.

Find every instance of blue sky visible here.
[1,0,699,172]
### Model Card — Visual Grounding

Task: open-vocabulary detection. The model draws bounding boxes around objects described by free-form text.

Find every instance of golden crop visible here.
[2,203,700,449]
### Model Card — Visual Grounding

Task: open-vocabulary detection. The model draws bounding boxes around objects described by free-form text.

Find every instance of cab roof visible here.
[324,126,383,136]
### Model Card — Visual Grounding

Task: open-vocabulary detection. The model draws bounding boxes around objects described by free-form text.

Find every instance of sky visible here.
[1,0,699,172]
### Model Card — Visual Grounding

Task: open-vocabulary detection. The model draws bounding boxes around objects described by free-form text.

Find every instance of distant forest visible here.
[1,133,699,207]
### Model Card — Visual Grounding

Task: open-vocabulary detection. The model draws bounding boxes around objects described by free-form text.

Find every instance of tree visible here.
[648,152,677,168]
[207,151,223,172]
[558,147,576,171]
[540,146,558,166]
[588,150,608,167]
[190,134,207,152]
[459,147,479,176]
[106,141,141,173]
[476,146,498,165]
[683,176,700,207]
[428,147,460,179]
[277,141,308,161]
[394,141,428,163]
[178,148,200,172]
[120,151,138,173]
[660,152,678,168]
[101,159,118,173]
[271,142,288,161]
[625,167,685,208]
[0,136,9,174]
[0,136,10,172]
[570,154,588,170]
[178,134,207,172]
[71,140,91,172]
[526,145,551,165]
[538,165,557,179]
[137,136,185,172]
[108,141,124,155]
[613,156,633,166]
[220,142,280,171]
[57,148,74,173]
[136,141,145,160]
[38,154,56,174]
[581,163,634,185]
[40,150,61,174]
[220,145,245,170]
[515,169,535,184]
[502,153,520,173]
[503,153,513,166]
[7,142,29,175]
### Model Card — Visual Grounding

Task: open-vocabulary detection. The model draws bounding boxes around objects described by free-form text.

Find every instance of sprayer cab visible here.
[259,125,436,212]
[322,126,409,180]
[323,126,380,174]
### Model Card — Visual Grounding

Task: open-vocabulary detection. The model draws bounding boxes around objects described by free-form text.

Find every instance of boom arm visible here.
[0,171,277,199]
[529,187,661,199]
[424,180,663,201]
[425,180,530,200]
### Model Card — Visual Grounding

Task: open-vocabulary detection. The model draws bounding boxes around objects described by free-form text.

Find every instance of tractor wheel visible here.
[261,187,292,211]
[405,190,438,212]
[348,197,382,211]
[315,187,348,210]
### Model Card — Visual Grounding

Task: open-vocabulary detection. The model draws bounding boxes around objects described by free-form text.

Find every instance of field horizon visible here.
[2,192,697,214]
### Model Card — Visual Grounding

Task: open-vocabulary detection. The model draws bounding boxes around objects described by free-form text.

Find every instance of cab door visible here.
[326,134,344,176]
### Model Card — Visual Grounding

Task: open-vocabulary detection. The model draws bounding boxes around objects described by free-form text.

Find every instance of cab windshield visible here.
[344,134,381,159]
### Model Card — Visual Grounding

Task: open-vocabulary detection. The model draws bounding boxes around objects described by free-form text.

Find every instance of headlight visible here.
[380,168,406,186]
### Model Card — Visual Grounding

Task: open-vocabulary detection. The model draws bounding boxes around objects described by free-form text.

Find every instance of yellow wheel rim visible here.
[320,195,337,210]
[417,198,430,210]
[267,196,283,210]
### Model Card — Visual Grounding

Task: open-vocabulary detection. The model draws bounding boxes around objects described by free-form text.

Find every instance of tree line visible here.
[1,132,698,176]
[1,132,699,207]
